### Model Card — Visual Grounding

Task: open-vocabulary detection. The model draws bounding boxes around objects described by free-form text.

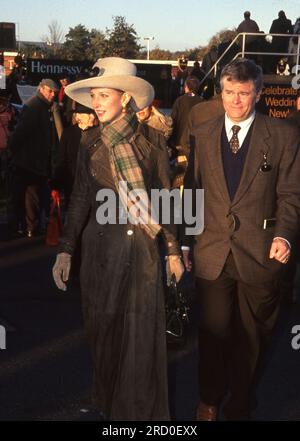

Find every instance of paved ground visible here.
[0,232,300,421]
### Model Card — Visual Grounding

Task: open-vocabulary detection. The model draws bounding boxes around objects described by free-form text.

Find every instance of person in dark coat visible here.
[180,92,224,154]
[202,46,218,75]
[8,78,59,236]
[269,10,293,71]
[190,61,205,80]
[53,103,97,209]
[168,76,203,187]
[170,76,203,151]
[52,57,184,421]
[237,11,260,44]
[201,45,218,99]
[237,11,261,63]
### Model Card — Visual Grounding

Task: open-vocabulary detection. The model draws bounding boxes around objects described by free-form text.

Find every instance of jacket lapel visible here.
[204,116,231,205]
[232,113,271,206]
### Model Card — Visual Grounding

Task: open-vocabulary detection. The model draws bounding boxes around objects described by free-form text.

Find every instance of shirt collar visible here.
[225,111,256,135]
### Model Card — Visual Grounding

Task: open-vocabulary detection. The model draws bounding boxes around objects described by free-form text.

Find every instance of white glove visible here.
[53,252,71,291]
[166,255,185,286]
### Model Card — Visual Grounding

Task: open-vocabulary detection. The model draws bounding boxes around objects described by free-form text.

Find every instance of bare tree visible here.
[41,20,64,57]
[206,28,237,52]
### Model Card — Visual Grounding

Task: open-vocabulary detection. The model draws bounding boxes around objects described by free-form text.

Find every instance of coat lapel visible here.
[204,116,231,205]
[232,113,271,206]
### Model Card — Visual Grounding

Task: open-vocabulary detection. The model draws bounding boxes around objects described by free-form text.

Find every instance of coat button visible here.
[98,231,104,236]
[127,229,133,236]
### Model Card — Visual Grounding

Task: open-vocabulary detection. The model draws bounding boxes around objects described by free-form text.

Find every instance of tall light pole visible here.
[143,37,154,60]
[16,22,20,52]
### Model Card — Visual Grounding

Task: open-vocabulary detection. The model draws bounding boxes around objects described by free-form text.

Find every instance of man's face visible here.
[40,85,56,103]
[221,77,261,122]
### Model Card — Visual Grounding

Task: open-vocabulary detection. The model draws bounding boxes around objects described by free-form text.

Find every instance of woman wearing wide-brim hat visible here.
[52,57,184,421]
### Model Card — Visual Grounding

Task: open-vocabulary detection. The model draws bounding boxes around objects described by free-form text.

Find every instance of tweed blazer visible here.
[183,112,300,283]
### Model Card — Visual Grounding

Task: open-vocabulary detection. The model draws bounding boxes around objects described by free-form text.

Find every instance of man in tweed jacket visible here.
[182,58,300,420]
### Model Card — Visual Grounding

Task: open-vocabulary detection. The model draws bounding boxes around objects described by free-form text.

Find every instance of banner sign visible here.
[26,59,172,107]
[26,58,92,83]
[256,83,298,118]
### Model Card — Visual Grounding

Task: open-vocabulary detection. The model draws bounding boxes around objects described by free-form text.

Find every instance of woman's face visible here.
[74,112,95,130]
[136,106,151,122]
[90,88,125,124]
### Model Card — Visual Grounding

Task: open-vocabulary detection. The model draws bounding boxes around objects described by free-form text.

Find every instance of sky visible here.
[2,0,300,52]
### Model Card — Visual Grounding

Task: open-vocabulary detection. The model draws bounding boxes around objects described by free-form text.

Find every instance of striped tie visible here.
[230,125,241,154]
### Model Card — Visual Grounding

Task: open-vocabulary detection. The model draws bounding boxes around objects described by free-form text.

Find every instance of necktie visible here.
[229,125,241,154]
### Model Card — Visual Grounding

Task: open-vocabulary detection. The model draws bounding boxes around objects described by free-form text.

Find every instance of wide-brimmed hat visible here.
[64,57,155,111]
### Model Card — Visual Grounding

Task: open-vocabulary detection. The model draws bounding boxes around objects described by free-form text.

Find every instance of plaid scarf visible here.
[100,110,161,239]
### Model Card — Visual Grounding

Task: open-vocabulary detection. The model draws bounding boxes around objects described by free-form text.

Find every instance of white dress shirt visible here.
[225,112,255,148]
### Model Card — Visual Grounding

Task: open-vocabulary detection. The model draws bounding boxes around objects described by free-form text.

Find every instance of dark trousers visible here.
[196,252,281,420]
[11,167,48,233]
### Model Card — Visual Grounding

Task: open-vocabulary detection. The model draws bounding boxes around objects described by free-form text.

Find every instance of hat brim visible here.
[65,75,155,112]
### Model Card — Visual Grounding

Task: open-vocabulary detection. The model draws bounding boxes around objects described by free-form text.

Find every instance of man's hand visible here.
[182,249,192,272]
[269,238,291,264]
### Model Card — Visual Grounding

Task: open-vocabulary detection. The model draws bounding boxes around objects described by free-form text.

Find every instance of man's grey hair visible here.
[220,58,263,93]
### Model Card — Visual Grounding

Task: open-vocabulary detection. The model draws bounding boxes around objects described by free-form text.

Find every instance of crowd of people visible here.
[0,67,207,238]
[1,10,300,422]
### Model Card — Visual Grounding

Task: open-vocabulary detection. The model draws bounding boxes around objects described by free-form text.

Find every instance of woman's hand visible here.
[182,249,192,272]
[53,252,72,291]
[166,255,185,286]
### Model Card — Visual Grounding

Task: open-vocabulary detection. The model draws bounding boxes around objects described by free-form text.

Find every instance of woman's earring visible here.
[121,93,131,113]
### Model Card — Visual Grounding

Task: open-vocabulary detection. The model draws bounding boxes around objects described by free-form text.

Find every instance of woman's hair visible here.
[220,58,263,93]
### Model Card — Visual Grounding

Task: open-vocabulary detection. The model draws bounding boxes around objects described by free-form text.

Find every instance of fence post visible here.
[242,33,246,57]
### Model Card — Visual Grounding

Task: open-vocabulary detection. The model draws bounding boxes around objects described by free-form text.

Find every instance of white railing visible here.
[200,32,300,87]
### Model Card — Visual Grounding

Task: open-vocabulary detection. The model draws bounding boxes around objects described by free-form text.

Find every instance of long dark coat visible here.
[9,92,53,177]
[58,123,179,421]
[52,124,82,207]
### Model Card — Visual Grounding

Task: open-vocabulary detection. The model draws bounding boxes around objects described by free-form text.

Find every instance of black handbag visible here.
[165,273,189,344]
